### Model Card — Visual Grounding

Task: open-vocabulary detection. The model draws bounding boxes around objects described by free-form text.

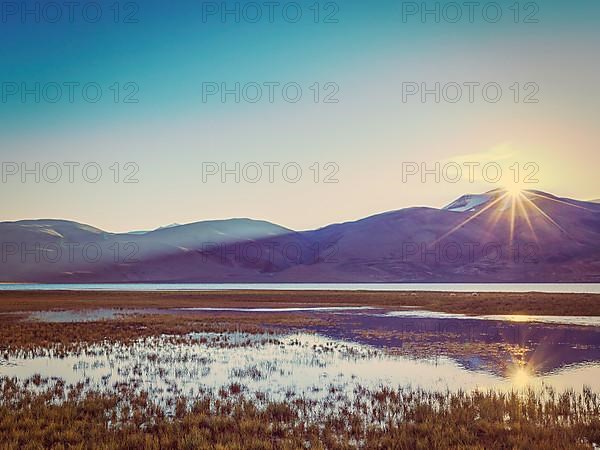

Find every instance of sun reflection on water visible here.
[510,365,534,388]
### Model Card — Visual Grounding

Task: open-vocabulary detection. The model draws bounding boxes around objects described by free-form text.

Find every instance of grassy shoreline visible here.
[2,290,600,448]
[1,289,600,316]
[1,376,599,450]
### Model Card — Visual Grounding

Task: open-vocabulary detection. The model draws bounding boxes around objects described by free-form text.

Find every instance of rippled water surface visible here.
[4,306,600,402]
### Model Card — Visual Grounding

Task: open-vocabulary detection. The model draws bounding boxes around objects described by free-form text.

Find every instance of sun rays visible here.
[431,193,511,246]
[432,187,584,249]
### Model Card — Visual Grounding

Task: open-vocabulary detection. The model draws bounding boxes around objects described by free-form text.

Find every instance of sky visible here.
[1,0,599,232]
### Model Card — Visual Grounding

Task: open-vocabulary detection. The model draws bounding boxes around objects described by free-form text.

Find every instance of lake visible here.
[1,282,600,293]
[4,306,600,409]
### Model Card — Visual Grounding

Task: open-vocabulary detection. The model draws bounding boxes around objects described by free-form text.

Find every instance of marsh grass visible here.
[2,289,600,316]
[2,291,600,448]
[0,313,327,355]
[1,376,599,449]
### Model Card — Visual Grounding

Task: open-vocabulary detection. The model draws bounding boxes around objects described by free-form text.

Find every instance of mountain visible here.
[295,190,600,282]
[1,190,599,283]
[0,218,292,282]
[443,191,495,212]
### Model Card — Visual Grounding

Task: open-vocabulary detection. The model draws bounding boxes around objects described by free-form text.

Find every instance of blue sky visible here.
[1,0,599,231]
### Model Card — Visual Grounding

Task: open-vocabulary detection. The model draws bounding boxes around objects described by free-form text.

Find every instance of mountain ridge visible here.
[2,190,599,283]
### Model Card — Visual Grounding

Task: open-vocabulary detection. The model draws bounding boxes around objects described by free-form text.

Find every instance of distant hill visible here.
[2,190,599,283]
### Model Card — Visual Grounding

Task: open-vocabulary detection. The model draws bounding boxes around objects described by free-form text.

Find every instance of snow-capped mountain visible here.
[443,193,494,212]
[1,190,599,283]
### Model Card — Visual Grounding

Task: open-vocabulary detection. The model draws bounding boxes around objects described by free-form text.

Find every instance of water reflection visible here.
[510,366,533,389]
[3,332,600,406]
[305,310,600,378]
[175,307,600,378]
[383,310,600,327]
[3,307,600,402]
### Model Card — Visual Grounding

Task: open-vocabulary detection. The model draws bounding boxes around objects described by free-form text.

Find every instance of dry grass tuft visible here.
[1,376,599,449]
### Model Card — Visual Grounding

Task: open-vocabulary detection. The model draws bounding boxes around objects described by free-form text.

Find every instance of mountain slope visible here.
[1,190,599,282]
[0,218,292,282]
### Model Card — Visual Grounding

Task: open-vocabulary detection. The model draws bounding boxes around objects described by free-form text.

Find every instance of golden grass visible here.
[1,376,599,449]
[0,312,332,354]
[1,289,599,448]
[0,289,599,316]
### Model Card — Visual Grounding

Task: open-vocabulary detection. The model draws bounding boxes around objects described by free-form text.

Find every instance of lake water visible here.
[4,330,600,409]
[1,283,600,293]
[3,306,600,406]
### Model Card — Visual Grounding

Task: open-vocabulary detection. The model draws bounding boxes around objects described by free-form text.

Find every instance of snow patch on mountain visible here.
[443,194,492,212]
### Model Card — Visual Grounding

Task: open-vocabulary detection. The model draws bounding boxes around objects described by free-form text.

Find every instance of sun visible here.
[431,180,581,249]
[503,182,525,198]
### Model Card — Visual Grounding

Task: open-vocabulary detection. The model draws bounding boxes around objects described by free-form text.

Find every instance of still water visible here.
[3,307,600,404]
[3,331,600,404]
[1,283,600,293]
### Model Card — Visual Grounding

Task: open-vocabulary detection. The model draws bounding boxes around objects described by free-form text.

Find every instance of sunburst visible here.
[430,192,510,246]
[431,185,582,249]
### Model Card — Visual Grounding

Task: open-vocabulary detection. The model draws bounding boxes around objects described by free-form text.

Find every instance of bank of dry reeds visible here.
[1,376,599,449]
